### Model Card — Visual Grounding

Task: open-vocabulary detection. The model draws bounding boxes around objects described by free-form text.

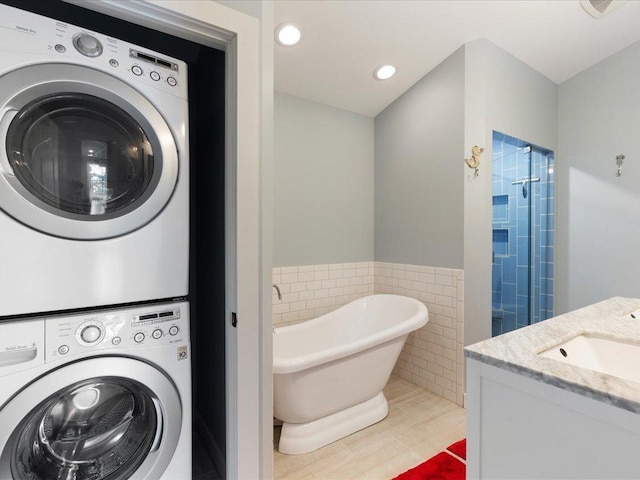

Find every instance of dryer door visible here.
[0,64,179,240]
[0,357,182,480]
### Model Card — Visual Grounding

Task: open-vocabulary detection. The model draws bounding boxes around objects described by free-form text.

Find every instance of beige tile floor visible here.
[273,375,466,480]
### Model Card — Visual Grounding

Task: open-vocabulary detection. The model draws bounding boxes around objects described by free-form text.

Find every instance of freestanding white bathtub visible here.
[273,294,428,454]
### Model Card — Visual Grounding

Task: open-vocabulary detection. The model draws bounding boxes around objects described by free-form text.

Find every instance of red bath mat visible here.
[446,438,466,460]
[391,451,465,480]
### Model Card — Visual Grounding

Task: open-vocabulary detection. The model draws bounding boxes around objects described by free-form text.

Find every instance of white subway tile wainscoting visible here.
[376,263,464,407]
[272,262,376,327]
[272,262,464,406]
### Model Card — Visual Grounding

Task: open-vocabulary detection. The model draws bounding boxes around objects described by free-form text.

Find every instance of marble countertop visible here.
[465,297,640,413]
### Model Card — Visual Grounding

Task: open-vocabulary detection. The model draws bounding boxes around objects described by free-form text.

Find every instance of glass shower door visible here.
[491,131,554,336]
[530,148,554,324]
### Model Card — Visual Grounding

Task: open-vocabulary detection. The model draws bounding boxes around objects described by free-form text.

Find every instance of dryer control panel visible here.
[45,301,189,362]
[0,3,188,100]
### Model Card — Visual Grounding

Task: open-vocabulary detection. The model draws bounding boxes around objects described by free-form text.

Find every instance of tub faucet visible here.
[272,284,282,300]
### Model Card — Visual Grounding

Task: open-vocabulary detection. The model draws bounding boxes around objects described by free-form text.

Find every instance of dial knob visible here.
[80,325,102,344]
[72,33,103,57]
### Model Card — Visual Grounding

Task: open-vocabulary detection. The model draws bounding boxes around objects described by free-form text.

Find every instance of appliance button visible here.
[109,58,119,67]
[80,325,102,344]
[169,325,179,336]
[112,336,122,345]
[58,345,69,355]
[72,33,103,57]
[152,328,163,339]
[167,76,177,87]
[132,65,143,76]
[150,71,161,81]
[54,44,66,53]
[134,332,145,343]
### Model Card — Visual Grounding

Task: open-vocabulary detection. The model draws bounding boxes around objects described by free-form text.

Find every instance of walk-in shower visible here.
[491,131,554,336]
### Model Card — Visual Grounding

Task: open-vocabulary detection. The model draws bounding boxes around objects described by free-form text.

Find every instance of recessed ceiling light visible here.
[373,64,396,81]
[275,22,301,47]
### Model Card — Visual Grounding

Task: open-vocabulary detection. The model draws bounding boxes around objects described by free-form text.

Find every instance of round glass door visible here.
[6,93,155,219]
[0,356,182,480]
[10,378,158,480]
[0,64,180,240]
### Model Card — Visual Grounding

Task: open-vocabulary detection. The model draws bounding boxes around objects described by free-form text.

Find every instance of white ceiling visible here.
[274,0,640,117]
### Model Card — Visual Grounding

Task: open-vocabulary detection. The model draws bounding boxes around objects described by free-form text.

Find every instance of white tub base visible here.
[278,392,389,455]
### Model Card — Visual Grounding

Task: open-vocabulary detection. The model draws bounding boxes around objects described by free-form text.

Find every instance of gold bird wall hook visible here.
[465,145,484,177]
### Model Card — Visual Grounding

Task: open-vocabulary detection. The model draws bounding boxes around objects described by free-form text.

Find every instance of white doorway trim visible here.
[63,1,263,479]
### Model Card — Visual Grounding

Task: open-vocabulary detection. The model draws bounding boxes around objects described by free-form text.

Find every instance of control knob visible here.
[72,33,103,57]
[77,323,104,345]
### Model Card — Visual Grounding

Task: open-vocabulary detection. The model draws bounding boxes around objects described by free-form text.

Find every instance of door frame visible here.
[63,1,264,478]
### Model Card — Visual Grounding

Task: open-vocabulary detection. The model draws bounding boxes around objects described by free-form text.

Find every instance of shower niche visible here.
[491,131,554,336]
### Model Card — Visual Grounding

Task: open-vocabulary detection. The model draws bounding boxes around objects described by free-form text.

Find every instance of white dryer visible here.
[0,5,189,316]
[0,301,191,480]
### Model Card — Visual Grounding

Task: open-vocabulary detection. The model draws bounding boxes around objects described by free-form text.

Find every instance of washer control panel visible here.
[129,306,183,345]
[0,318,45,375]
[0,4,187,99]
[45,301,189,361]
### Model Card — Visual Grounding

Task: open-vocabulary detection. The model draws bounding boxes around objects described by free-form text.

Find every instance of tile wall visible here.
[375,263,464,406]
[272,262,375,327]
[272,262,464,407]
[491,131,554,336]
[531,148,555,323]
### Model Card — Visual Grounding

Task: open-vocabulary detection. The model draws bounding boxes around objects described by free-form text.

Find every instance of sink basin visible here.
[539,333,640,384]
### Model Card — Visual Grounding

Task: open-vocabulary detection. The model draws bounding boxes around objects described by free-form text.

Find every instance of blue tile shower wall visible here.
[491,132,554,336]
[531,147,554,323]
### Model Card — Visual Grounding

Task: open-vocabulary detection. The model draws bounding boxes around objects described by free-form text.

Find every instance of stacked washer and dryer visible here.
[0,4,192,480]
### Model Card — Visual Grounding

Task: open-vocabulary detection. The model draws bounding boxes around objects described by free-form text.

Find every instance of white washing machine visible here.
[0,300,191,480]
[0,4,189,316]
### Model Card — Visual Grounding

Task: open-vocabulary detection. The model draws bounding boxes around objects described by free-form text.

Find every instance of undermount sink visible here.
[539,333,640,384]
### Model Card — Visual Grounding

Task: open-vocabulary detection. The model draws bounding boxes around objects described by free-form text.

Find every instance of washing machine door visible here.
[0,357,182,480]
[0,63,179,240]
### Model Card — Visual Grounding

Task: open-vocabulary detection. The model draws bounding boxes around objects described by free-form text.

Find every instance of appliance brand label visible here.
[177,346,188,361]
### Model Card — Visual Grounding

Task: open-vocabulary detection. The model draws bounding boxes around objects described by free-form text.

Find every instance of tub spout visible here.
[273,284,282,300]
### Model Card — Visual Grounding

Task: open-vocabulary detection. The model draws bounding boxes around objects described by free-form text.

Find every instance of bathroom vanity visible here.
[465,297,640,479]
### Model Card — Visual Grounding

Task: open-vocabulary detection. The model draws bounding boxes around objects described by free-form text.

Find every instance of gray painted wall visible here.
[215,0,262,18]
[374,47,465,268]
[273,92,374,266]
[557,39,640,313]
[464,39,558,347]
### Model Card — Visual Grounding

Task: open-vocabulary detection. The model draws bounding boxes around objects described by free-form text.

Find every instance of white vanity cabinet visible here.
[465,297,640,479]
[466,358,640,479]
